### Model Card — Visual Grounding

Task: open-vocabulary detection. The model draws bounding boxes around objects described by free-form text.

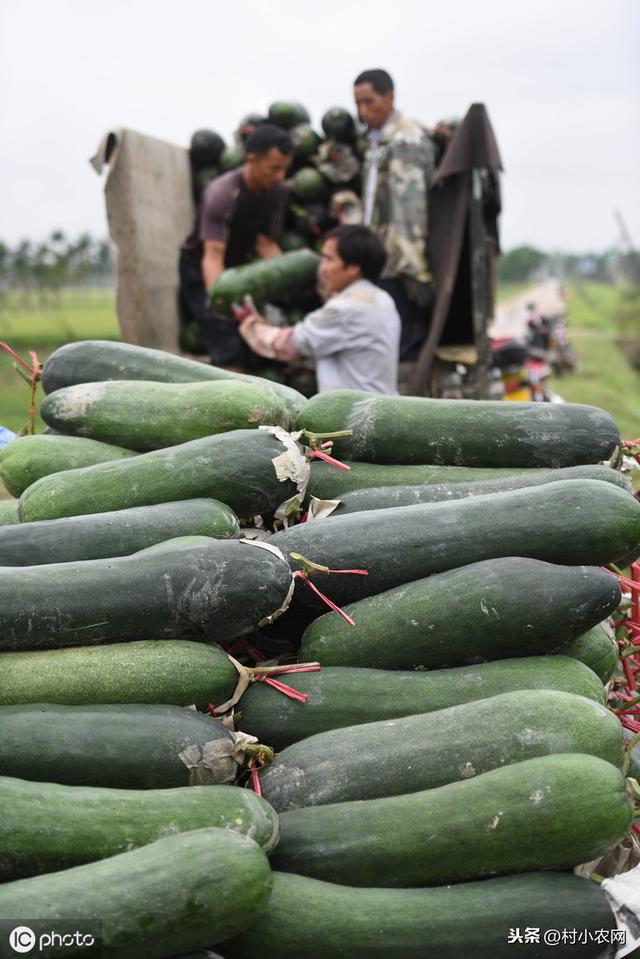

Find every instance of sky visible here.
[1,0,638,253]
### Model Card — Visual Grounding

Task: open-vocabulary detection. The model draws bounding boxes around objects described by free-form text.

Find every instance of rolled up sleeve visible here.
[200,188,235,245]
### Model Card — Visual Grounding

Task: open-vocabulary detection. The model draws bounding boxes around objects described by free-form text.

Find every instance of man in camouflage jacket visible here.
[354,69,435,361]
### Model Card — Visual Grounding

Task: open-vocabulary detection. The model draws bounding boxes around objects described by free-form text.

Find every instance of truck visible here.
[91,102,503,398]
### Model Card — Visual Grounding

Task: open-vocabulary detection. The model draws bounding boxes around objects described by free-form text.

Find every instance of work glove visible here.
[231,294,260,323]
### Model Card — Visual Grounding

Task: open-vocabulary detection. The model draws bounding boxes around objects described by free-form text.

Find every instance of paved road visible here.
[491,279,567,338]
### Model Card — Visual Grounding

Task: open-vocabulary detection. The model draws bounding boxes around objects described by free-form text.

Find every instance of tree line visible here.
[1,233,636,293]
[498,245,640,285]
[0,232,114,297]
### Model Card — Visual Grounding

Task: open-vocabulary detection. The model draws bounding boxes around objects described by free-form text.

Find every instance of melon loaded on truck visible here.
[91,100,502,398]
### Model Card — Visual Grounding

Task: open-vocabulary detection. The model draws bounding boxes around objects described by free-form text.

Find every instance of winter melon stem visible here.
[239,742,275,766]
[289,551,332,577]
[302,429,353,448]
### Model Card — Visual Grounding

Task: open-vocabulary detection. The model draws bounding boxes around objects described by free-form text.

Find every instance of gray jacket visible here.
[293,279,400,394]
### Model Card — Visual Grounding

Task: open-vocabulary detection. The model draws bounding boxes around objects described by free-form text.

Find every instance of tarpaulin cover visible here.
[412,103,503,394]
[91,129,194,352]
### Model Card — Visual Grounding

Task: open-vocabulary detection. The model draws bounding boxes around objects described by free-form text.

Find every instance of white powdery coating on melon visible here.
[49,382,107,420]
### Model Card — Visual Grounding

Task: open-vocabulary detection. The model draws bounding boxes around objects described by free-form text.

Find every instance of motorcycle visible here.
[526,313,577,377]
[491,337,554,402]
[433,336,553,402]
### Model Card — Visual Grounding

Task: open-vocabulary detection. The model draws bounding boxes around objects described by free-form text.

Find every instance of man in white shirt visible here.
[235,225,400,394]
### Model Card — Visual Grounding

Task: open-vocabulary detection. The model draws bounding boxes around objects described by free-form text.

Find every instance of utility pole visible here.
[613,209,640,284]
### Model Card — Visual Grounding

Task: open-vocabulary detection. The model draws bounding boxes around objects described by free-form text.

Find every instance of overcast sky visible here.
[1,0,638,252]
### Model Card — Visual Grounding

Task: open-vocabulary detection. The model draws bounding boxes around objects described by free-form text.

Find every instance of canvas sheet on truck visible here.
[91,128,194,353]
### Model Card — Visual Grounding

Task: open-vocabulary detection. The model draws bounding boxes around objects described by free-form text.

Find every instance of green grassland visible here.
[548,283,639,441]
[0,289,118,435]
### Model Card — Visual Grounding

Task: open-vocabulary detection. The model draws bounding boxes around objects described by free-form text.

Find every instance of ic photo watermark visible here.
[9,926,96,954]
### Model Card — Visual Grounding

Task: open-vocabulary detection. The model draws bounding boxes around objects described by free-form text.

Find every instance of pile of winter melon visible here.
[0,338,639,957]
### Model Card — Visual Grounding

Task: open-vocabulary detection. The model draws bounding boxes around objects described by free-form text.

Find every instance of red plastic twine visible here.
[224,638,267,663]
[306,439,351,472]
[245,642,267,662]
[623,439,640,465]
[624,658,638,692]
[248,761,263,796]
[293,571,355,625]
[0,342,42,435]
[250,664,321,704]
[292,562,368,626]
[309,448,351,471]
[253,675,309,702]
[608,563,640,640]
[613,620,640,636]
[0,342,40,375]
[607,562,640,727]
[632,563,640,626]
[611,572,640,594]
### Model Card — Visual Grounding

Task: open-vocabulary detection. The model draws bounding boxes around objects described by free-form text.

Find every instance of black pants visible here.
[378,278,433,362]
[178,253,255,369]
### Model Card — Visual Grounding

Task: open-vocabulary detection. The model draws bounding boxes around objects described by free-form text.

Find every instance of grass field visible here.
[0,280,638,440]
[0,289,118,435]
[547,283,639,441]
